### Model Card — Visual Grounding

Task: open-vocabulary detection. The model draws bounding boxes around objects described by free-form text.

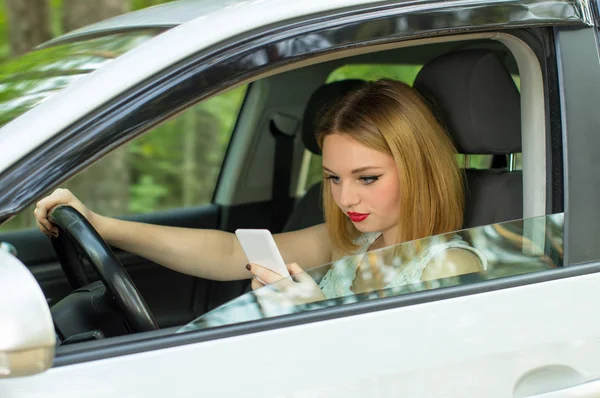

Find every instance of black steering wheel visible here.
[49,205,158,333]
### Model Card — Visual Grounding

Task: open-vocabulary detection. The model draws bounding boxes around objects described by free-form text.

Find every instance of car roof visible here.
[41,0,238,48]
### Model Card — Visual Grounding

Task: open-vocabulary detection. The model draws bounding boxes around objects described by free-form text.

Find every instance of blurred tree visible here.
[4,0,51,55]
[131,0,174,11]
[0,2,9,59]
[62,0,129,33]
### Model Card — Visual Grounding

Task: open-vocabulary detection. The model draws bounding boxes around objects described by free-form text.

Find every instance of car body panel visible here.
[2,269,600,397]
[1,0,599,395]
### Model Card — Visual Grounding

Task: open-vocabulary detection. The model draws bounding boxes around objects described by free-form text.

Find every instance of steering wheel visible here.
[49,205,158,333]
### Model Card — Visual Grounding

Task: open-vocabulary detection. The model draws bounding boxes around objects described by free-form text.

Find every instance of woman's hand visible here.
[247,262,325,305]
[34,188,96,238]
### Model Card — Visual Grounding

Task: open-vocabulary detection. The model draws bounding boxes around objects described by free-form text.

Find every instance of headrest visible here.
[413,50,521,154]
[302,79,365,155]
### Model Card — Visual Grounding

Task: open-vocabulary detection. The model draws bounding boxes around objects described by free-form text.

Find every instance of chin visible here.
[352,220,379,233]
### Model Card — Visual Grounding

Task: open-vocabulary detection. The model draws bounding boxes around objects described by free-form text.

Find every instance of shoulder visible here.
[421,240,485,281]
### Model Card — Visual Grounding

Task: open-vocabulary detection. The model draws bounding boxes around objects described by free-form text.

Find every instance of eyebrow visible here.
[322,166,383,174]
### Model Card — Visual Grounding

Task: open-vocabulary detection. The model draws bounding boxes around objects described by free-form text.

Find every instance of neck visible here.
[380,226,399,249]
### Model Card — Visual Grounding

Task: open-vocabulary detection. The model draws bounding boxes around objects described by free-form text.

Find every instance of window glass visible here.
[512,74,521,91]
[455,154,522,170]
[0,85,247,231]
[180,213,564,333]
[0,30,163,128]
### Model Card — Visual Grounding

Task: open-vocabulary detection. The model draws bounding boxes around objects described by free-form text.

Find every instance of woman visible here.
[34,79,484,304]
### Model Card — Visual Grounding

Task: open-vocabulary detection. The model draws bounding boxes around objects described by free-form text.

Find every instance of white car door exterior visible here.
[1,268,600,398]
[3,1,600,397]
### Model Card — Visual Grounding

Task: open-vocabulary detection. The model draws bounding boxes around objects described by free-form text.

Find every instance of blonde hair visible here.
[316,79,464,254]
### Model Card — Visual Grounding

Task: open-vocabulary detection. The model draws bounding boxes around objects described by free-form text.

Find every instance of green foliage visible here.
[131,0,177,11]
[129,176,169,213]
[0,1,8,61]
[50,0,64,37]
[327,64,422,85]
[126,85,248,215]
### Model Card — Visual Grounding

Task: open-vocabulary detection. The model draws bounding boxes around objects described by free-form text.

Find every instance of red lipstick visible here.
[347,212,369,222]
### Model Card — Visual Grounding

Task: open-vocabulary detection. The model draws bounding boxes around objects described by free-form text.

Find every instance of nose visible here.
[338,181,360,209]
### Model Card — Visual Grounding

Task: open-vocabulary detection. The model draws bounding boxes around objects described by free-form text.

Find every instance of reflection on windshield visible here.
[0,30,163,128]
[179,213,564,333]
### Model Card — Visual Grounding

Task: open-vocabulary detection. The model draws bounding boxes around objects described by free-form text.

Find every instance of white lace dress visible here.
[318,232,487,299]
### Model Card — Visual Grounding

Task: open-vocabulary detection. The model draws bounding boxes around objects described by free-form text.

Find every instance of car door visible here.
[3,0,600,397]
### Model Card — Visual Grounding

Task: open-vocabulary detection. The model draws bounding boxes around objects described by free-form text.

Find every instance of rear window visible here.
[0,29,163,128]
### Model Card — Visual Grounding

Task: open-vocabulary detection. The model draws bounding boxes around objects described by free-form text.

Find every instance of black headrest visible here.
[302,79,365,155]
[413,50,521,154]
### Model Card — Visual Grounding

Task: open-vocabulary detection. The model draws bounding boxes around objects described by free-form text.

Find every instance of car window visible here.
[0,29,164,128]
[0,85,247,231]
[179,213,563,333]
[298,64,522,195]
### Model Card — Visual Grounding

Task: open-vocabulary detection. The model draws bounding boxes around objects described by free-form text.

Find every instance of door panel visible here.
[4,268,600,397]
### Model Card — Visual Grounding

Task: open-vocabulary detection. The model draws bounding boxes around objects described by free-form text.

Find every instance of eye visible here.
[325,175,341,184]
[360,175,380,185]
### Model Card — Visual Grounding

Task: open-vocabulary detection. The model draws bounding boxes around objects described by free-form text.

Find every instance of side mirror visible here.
[0,250,55,378]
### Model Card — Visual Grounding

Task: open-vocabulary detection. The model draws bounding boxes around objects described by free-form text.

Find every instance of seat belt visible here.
[269,113,299,232]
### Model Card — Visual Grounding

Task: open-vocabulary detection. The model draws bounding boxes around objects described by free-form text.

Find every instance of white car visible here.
[0,0,598,396]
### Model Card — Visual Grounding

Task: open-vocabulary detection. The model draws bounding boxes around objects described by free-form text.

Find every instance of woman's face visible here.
[322,133,401,237]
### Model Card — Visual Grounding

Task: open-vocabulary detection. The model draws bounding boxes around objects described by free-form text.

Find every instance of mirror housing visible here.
[0,250,55,378]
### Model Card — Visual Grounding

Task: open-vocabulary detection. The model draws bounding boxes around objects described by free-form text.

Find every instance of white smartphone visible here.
[235,229,290,278]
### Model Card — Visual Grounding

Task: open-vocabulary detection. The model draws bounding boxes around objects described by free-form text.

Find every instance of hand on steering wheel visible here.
[49,205,158,333]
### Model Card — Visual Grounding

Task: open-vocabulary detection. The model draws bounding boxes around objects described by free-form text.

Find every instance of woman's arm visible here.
[35,189,332,282]
[94,216,247,281]
[96,217,331,281]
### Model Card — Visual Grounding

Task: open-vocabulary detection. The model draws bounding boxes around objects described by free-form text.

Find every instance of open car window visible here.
[179,213,564,333]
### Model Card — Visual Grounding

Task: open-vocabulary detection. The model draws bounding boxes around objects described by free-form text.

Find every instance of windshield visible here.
[0,29,164,128]
[179,213,564,333]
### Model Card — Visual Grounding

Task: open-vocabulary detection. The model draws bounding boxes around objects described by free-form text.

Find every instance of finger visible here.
[34,203,54,232]
[36,195,60,220]
[287,262,311,283]
[38,191,72,226]
[36,221,58,237]
[36,220,51,236]
[247,263,289,285]
[251,277,265,290]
